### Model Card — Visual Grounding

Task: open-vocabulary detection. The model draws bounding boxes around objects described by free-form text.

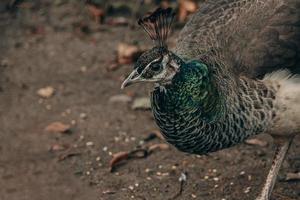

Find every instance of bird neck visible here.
[154,60,226,123]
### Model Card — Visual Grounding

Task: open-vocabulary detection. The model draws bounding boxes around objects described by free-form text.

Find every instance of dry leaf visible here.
[131,97,151,110]
[37,86,55,98]
[178,0,198,22]
[109,151,129,172]
[285,172,300,181]
[109,94,132,103]
[45,122,71,133]
[245,138,268,147]
[87,4,105,24]
[148,143,169,153]
[117,43,143,64]
[58,151,81,161]
[150,130,165,140]
[106,17,129,26]
[49,144,69,151]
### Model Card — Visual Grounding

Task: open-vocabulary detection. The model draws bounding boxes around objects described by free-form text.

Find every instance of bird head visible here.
[121,8,180,89]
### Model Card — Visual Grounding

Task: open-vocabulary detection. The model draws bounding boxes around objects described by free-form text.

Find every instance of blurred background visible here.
[0,1,299,200]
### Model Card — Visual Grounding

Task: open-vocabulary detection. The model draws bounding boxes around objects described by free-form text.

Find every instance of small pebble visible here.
[79,135,85,140]
[139,140,144,145]
[37,86,55,98]
[103,146,108,151]
[212,169,217,173]
[145,168,151,173]
[240,171,245,175]
[191,194,197,198]
[244,187,251,193]
[204,175,209,180]
[128,185,134,190]
[86,141,94,147]
[179,172,187,182]
[214,184,219,188]
[80,113,87,119]
[71,120,76,125]
[248,175,252,181]
[96,157,101,161]
[66,109,72,114]
[80,66,87,72]
[86,171,90,175]
[114,137,120,142]
[134,183,139,187]
[213,177,219,182]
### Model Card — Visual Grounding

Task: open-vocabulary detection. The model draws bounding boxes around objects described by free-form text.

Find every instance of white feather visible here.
[263,69,300,135]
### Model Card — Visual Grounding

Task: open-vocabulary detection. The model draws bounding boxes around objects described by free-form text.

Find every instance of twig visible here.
[169,172,188,200]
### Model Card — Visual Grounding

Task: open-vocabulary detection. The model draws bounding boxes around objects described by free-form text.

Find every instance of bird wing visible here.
[174,0,300,77]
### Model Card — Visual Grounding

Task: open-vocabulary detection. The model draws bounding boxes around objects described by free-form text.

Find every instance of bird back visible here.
[175,0,300,77]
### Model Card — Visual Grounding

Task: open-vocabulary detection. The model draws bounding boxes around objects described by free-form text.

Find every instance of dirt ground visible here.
[0,1,299,200]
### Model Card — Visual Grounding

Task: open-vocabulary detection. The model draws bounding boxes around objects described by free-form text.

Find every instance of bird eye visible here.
[151,62,162,72]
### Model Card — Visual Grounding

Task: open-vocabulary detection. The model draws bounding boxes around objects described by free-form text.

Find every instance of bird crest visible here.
[138,8,175,48]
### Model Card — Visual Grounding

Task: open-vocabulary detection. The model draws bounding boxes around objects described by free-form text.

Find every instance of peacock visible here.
[121,0,300,199]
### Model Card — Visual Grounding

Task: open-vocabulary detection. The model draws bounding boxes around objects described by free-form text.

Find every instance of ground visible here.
[0,1,299,200]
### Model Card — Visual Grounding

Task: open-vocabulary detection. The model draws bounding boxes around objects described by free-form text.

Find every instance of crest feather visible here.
[138,8,175,47]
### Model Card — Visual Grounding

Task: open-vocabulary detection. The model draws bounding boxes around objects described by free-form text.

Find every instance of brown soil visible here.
[0,1,299,200]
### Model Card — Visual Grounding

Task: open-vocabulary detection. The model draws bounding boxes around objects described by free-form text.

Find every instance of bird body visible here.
[151,58,300,155]
[121,2,300,199]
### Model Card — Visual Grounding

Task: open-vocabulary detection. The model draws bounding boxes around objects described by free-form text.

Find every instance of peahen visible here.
[121,1,300,199]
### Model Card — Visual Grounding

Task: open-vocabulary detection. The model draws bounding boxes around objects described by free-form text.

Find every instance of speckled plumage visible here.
[150,59,281,154]
[122,2,300,199]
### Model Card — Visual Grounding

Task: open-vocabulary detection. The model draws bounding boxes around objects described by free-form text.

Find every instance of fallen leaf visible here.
[45,122,71,133]
[150,130,165,140]
[141,131,165,145]
[87,4,105,24]
[109,94,132,103]
[245,138,268,147]
[37,86,55,98]
[58,151,81,161]
[109,151,129,172]
[178,0,198,22]
[148,143,169,153]
[131,97,151,110]
[49,143,69,151]
[117,43,143,64]
[106,17,129,26]
[102,190,116,195]
[285,172,300,181]
[109,149,148,172]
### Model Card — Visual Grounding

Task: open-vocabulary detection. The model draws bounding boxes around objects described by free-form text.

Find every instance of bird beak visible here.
[121,69,140,89]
